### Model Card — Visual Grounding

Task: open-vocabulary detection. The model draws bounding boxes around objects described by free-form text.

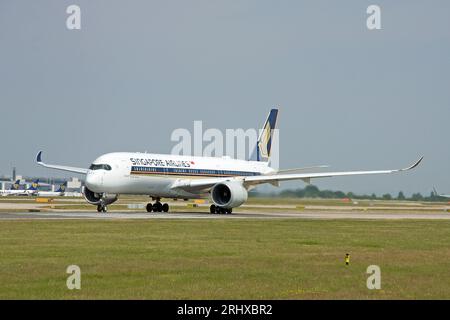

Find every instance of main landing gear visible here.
[146,198,169,213]
[97,204,107,213]
[209,204,232,214]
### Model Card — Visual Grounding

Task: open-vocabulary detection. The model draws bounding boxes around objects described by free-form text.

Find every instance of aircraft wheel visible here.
[146,203,153,213]
[216,206,225,214]
[162,203,169,212]
[154,202,163,212]
[97,205,102,213]
[101,206,107,213]
[210,205,216,214]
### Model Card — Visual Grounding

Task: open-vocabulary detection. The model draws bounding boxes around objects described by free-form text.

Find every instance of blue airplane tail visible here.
[28,179,39,191]
[56,181,67,193]
[10,180,21,190]
[249,108,279,162]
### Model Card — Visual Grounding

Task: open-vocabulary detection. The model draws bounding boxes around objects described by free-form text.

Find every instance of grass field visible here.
[1,218,450,299]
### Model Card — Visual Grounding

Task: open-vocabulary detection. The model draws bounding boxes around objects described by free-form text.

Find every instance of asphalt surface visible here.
[0,210,449,220]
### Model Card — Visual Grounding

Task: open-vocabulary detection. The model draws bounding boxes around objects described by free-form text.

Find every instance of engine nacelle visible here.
[211,181,248,209]
[82,186,118,206]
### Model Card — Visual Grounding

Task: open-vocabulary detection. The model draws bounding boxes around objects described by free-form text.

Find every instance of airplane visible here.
[433,188,450,199]
[36,181,67,197]
[0,180,22,196]
[36,108,423,214]
[0,179,39,196]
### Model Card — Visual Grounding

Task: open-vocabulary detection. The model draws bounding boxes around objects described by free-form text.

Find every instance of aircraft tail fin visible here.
[433,187,438,196]
[56,181,67,193]
[10,180,21,190]
[252,108,278,163]
[28,179,39,191]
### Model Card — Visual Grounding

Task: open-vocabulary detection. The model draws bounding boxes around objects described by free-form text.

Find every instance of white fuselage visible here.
[0,189,36,196]
[85,152,274,199]
[36,191,64,197]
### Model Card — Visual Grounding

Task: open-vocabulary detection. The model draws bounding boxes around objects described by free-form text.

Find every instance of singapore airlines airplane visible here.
[36,109,423,213]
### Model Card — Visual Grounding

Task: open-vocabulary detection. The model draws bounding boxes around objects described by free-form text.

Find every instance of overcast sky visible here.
[0,0,449,195]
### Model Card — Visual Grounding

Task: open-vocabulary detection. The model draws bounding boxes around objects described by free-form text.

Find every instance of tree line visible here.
[251,185,447,202]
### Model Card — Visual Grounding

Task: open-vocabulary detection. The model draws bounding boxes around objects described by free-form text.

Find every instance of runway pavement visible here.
[0,210,449,220]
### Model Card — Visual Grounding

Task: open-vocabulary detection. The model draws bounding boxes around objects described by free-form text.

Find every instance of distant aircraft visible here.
[0,179,39,196]
[11,180,21,190]
[36,108,423,213]
[36,181,67,197]
[0,180,22,196]
[433,188,450,199]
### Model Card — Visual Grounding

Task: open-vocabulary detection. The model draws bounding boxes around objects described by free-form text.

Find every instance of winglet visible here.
[36,151,43,164]
[401,156,424,171]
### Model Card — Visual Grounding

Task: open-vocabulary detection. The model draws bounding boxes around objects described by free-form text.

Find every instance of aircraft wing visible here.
[36,151,88,175]
[171,156,423,192]
[275,165,329,174]
[242,156,423,186]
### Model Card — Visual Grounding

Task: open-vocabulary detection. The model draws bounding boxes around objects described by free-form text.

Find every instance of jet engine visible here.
[211,181,248,208]
[82,186,118,206]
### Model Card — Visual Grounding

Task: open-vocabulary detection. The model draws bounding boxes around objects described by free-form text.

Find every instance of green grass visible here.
[1,219,450,299]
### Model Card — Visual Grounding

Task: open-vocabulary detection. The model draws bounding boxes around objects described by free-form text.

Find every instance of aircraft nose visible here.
[85,172,101,191]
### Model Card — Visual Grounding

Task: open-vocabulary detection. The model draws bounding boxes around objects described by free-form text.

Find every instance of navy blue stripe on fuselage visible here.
[130,166,261,177]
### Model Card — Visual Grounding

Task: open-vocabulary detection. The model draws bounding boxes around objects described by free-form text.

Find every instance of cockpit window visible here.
[89,164,112,171]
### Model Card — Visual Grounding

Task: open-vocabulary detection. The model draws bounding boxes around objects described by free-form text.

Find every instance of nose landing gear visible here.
[97,204,107,213]
[93,193,115,213]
